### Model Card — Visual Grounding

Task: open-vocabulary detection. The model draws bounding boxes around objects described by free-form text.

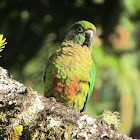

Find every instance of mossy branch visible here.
[0,67,134,140]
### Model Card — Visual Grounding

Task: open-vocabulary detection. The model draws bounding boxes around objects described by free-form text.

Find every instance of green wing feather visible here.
[80,61,96,112]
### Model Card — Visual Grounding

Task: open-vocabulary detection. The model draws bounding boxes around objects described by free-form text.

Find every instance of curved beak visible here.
[84,29,94,46]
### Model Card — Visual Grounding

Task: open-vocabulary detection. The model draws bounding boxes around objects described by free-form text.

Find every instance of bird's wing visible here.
[80,64,96,112]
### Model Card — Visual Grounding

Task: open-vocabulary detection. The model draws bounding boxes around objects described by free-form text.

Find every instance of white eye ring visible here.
[77,26,83,33]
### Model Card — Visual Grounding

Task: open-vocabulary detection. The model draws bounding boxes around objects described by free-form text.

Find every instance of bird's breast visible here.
[51,44,92,104]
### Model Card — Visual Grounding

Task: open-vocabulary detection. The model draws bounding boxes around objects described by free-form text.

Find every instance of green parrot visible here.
[44,20,96,112]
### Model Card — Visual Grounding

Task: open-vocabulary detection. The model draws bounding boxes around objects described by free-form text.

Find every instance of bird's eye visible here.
[77,26,83,33]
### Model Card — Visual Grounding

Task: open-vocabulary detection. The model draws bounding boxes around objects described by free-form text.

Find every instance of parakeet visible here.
[44,20,96,112]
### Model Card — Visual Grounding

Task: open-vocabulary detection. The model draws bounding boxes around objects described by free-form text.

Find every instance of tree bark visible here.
[0,67,135,140]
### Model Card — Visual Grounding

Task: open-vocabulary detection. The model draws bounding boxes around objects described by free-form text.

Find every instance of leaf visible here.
[0,34,7,57]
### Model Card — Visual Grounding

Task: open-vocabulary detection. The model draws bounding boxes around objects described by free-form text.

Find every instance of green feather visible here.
[65,20,96,46]
[75,20,96,32]
[44,20,96,112]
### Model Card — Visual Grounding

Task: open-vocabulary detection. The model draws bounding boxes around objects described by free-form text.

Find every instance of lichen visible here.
[72,115,98,139]
[102,110,121,130]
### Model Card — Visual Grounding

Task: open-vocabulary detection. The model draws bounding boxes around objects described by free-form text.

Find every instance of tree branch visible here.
[0,67,135,140]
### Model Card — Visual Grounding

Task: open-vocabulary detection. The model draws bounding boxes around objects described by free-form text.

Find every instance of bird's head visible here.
[64,20,96,47]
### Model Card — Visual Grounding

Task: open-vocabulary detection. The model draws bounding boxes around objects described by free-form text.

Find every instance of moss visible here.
[10,125,23,139]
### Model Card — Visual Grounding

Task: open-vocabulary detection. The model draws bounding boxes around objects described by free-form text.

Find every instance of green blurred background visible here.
[0,0,140,138]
